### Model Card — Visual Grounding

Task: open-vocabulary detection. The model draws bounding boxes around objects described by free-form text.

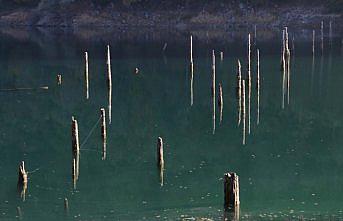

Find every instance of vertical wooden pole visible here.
[242,80,246,145]
[257,49,260,125]
[218,83,223,124]
[157,137,164,168]
[84,51,89,99]
[224,172,240,210]
[71,116,80,187]
[190,35,194,106]
[71,117,80,157]
[282,29,286,109]
[285,28,291,105]
[57,74,62,85]
[107,45,112,124]
[248,34,251,134]
[100,108,107,160]
[17,161,28,201]
[237,60,242,126]
[212,50,216,135]
[18,161,28,186]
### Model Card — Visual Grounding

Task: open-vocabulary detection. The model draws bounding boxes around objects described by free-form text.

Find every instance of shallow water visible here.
[0,27,343,220]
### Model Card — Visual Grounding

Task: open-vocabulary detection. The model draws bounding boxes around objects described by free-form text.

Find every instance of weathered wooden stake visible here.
[100,108,107,160]
[224,172,240,210]
[17,161,28,201]
[285,28,291,105]
[57,74,62,85]
[190,35,194,106]
[218,83,223,124]
[84,51,89,99]
[18,161,27,186]
[242,80,246,145]
[257,49,260,125]
[71,117,80,157]
[212,50,216,135]
[248,34,251,134]
[237,60,242,126]
[107,45,112,124]
[321,21,324,54]
[282,29,286,109]
[157,137,164,169]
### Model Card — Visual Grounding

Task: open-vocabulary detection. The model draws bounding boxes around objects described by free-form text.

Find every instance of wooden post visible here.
[190,35,194,106]
[257,49,260,125]
[237,60,242,126]
[218,83,223,124]
[321,21,324,54]
[107,45,112,124]
[224,172,240,210]
[282,29,286,109]
[247,34,251,134]
[57,74,62,85]
[220,51,224,61]
[242,80,246,145]
[71,117,80,157]
[285,27,291,105]
[18,161,27,186]
[157,137,164,168]
[212,50,216,135]
[17,161,28,201]
[100,108,107,160]
[84,51,89,99]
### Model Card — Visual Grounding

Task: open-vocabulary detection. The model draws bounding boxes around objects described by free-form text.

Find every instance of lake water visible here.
[0,27,342,220]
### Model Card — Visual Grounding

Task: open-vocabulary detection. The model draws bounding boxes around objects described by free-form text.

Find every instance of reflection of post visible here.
[242,80,246,145]
[212,50,216,135]
[64,198,69,213]
[321,21,324,55]
[257,49,260,125]
[224,172,240,210]
[107,45,112,124]
[84,51,89,99]
[218,83,223,124]
[312,30,315,58]
[17,161,28,201]
[100,108,107,160]
[17,207,23,220]
[223,207,240,221]
[237,60,242,126]
[247,34,251,134]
